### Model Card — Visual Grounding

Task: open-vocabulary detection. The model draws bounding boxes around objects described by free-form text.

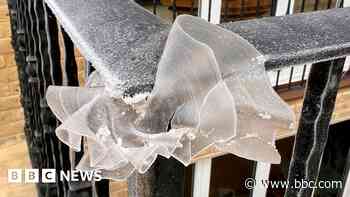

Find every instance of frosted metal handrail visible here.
[45,0,350,94]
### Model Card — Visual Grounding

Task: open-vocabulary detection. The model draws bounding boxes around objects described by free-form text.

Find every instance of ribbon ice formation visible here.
[46,15,295,180]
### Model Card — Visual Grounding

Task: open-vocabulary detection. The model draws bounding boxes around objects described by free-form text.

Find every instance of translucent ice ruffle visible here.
[46,15,295,180]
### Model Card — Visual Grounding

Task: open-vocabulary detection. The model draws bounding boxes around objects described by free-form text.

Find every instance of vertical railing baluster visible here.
[223,0,229,21]
[7,0,17,39]
[240,0,245,19]
[327,0,333,8]
[314,0,320,10]
[191,0,195,15]
[42,2,69,196]
[271,0,277,16]
[301,65,307,82]
[24,0,50,195]
[33,0,65,195]
[286,0,293,14]
[199,0,210,21]
[172,0,177,21]
[336,0,343,7]
[256,0,261,17]
[285,58,345,197]
[94,180,110,197]
[274,0,294,90]
[210,0,222,24]
[288,67,294,89]
[252,162,271,197]
[153,0,157,15]
[9,0,41,183]
[7,1,45,195]
[85,61,94,77]
[300,0,306,12]
[61,29,78,86]
[275,70,281,87]
[276,0,293,15]
[193,159,212,197]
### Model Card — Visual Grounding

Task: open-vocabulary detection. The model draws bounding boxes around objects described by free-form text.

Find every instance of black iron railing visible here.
[6,0,350,197]
[6,0,108,196]
[145,0,349,93]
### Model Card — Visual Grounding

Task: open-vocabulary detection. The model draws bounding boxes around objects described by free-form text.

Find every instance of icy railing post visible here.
[285,58,345,197]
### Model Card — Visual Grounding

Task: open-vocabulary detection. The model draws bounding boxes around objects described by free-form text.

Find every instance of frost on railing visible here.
[45,0,295,180]
[45,0,171,95]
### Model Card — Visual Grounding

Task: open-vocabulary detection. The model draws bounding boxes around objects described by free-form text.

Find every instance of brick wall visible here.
[0,0,87,141]
[0,0,24,141]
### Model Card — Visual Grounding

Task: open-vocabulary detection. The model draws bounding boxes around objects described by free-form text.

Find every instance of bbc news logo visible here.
[8,169,102,183]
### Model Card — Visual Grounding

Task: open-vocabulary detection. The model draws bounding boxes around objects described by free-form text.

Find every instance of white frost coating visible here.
[46,15,295,180]
[123,92,150,105]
